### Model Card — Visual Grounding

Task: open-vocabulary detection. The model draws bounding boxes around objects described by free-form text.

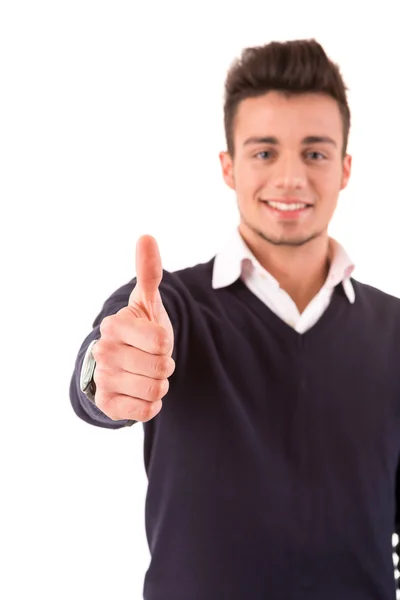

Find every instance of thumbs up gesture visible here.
[92,236,175,422]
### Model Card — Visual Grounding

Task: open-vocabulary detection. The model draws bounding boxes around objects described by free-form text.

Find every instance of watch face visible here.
[80,340,98,392]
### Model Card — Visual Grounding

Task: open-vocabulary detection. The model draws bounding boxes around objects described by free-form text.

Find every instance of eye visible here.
[254,150,326,161]
[254,150,273,160]
[307,151,326,160]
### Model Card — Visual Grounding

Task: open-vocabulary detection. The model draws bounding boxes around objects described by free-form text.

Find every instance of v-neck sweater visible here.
[70,258,400,600]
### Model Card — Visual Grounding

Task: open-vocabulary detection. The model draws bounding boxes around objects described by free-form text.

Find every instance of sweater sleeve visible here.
[69,272,180,429]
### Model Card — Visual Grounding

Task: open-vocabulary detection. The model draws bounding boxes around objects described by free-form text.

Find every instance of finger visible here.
[96,392,163,423]
[93,340,176,379]
[99,313,172,355]
[94,369,169,403]
[130,235,163,305]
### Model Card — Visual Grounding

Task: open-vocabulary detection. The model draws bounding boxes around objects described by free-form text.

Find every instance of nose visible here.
[273,154,307,190]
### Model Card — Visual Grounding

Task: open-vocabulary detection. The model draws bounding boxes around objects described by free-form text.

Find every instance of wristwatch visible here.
[80,339,99,403]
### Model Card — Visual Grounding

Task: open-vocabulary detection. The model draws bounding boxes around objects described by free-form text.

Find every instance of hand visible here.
[92,235,175,422]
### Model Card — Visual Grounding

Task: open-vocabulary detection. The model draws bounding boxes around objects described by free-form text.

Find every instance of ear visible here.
[219,151,235,191]
[340,154,352,190]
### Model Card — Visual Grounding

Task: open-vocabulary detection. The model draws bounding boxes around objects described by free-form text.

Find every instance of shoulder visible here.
[352,278,400,302]
[351,278,400,317]
[162,258,215,293]
[158,258,217,317]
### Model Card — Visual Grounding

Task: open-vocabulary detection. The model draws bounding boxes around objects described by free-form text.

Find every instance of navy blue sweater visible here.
[70,257,400,600]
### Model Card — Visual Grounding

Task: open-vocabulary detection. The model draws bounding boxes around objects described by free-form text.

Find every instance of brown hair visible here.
[223,38,351,159]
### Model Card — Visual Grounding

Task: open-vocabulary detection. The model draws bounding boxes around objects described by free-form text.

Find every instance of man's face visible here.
[219,91,352,247]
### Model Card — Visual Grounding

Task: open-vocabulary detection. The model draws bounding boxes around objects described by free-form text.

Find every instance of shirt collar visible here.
[212,227,355,304]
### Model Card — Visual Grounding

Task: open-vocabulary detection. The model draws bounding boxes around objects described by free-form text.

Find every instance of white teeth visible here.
[266,201,308,211]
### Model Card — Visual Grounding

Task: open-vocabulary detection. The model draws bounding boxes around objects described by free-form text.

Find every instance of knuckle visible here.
[147,381,160,401]
[155,357,171,378]
[138,401,161,423]
[116,305,130,318]
[153,331,170,354]
[92,340,117,369]
[91,341,105,363]
[139,406,153,422]
[148,378,169,401]
[100,315,116,337]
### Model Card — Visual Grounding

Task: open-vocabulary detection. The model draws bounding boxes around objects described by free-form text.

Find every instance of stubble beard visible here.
[240,213,324,248]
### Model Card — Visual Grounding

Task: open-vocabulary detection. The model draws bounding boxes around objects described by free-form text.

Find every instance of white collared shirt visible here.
[212,227,355,334]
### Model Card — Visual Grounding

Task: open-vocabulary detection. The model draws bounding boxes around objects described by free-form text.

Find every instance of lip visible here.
[263,197,313,206]
[260,199,313,219]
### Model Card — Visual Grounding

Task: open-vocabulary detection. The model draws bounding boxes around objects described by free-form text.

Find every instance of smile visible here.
[260,199,313,219]
[262,200,311,211]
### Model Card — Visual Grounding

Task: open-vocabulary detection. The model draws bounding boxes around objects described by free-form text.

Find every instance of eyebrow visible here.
[243,135,337,147]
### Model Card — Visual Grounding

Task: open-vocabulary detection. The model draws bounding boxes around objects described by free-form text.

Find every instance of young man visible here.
[71,38,400,600]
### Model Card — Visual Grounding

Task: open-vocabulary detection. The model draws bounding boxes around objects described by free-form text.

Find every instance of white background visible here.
[1,1,400,598]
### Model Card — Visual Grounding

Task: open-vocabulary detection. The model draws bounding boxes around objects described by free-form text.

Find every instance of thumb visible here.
[133,235,163,303]
[128,236,172,336]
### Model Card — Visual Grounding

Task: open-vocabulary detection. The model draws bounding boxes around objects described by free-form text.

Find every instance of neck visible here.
[239,225,331,313]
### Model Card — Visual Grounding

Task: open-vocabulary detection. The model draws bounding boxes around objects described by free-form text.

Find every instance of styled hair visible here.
[223,38,351,159]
